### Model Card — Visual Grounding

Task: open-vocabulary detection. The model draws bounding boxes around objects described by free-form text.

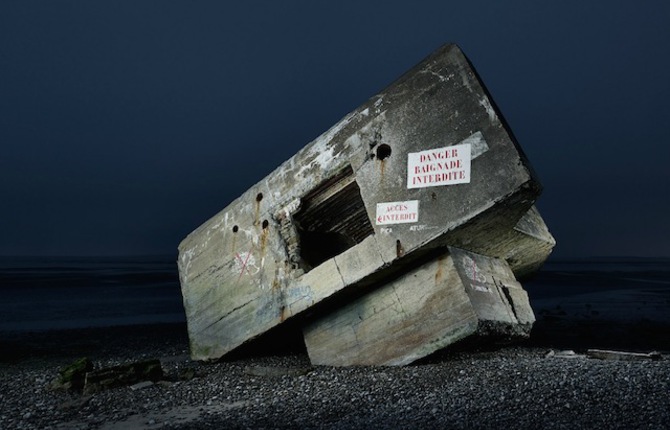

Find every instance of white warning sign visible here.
[407,143,471,189]
[376,200,419,225]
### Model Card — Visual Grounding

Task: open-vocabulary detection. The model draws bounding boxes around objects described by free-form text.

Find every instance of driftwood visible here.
[56,357,94,391]
[83,359,163,394]
[547,349,663,361]
[586,349,663,361]
[177,44,555,364]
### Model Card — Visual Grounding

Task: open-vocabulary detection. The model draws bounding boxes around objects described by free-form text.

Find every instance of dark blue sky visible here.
[2,1,669,259]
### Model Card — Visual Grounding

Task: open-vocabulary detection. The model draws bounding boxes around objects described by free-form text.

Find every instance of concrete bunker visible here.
[177,44,556,364]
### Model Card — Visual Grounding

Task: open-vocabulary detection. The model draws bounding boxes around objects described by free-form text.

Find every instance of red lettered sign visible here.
[376,200,419,225]
[407,143,471,189]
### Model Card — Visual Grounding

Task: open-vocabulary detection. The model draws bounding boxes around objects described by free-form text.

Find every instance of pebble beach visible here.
[1,322,669,430]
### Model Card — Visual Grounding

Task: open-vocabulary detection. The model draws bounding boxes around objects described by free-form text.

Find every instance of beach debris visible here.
[586,349,663,361]
[83,359,163,394]
[177,43,555,364]
[55,357,93,391]
[546,349,663,361]
[545,350,585,359]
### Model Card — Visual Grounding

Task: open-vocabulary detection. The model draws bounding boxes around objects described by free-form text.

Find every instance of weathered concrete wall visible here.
[492,205,555,279]
[177,44,547,361]
[302,247,534,366]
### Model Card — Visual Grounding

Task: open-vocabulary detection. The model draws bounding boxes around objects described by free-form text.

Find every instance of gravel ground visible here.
[1,323,669,430]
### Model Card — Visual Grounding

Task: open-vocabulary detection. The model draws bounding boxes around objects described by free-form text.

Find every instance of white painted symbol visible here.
[409,224,439,232]
[463,255,488,291]
[233,251,260,278]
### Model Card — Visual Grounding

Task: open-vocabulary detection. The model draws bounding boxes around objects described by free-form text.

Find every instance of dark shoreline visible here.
[4,298,670,360]
[3,309,669,367]
[0,323,190,365]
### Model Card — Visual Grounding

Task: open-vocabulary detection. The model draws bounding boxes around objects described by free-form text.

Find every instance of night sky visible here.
[2,1,669,259]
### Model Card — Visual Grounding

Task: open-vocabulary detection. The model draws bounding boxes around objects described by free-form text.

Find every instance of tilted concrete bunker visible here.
[177,44,555,364]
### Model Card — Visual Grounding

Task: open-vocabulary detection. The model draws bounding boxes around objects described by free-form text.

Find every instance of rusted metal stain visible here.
[254,192,263,226]
[435,256,445,284]
[231,225,238,253]
[260,220,269,256]
[378,159,386,181]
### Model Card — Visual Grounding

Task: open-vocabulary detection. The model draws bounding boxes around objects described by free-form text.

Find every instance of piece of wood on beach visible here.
[545,350,585,359]
[302,247,534,366]
[586,349,663,361]
[83,359,163,394]
[56,357,94,391]
[177,43,548,361]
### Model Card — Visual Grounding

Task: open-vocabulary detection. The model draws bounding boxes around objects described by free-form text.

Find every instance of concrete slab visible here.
[303,247,533,366]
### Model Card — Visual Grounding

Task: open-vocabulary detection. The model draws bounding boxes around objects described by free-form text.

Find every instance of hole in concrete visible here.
[293,166,374,271]
[262,220,269,229]
[256,192,263,202]
[232,225,239,233]
[376,144,392,160]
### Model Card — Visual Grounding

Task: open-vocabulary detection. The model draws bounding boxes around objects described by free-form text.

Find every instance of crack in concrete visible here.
[202,299,254,331]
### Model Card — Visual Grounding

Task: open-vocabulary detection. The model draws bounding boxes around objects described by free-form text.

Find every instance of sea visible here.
[1,256,669,338]
[524,257,670,324]
[0,256,185,332]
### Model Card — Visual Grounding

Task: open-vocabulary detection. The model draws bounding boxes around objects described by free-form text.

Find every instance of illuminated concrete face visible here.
[303,247,536,367]
[177,44,554,362]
